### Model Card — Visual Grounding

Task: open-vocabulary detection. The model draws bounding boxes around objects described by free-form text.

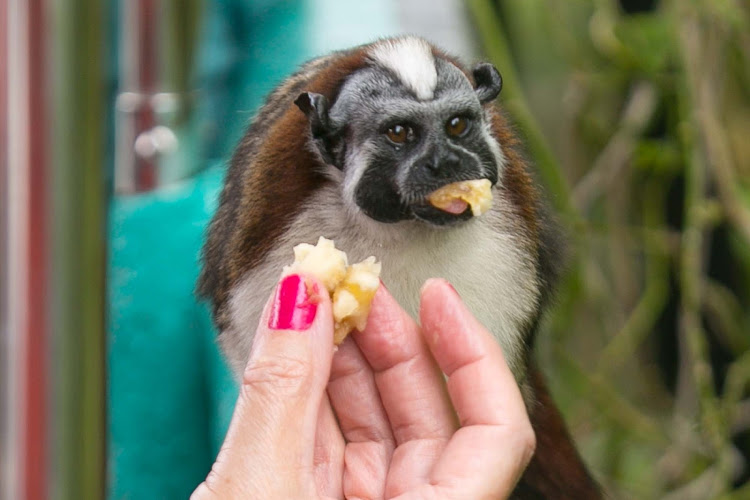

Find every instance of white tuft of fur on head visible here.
[368,37,438,101]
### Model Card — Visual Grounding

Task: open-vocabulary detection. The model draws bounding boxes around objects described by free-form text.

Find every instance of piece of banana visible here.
[283,237,381,344]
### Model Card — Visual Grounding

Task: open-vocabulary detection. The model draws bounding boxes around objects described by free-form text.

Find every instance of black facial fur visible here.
[353,157,411,223]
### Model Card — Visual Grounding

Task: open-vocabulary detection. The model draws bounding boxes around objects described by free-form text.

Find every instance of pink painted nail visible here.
[268,274,318,330]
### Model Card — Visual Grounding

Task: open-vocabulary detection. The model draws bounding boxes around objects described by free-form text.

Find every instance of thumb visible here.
[220,273,334,481]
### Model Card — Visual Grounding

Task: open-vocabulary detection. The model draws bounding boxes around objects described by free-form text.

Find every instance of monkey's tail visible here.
[513,364,604,499]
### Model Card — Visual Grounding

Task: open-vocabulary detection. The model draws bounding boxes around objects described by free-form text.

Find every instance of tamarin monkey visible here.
[199,36,602,499]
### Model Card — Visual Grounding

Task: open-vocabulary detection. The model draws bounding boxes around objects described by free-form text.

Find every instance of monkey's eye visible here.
[386,124,409,144]
[446,116,469,137]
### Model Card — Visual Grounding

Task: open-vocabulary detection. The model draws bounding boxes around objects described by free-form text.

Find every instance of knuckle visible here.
[242,355,312,399]
[515,422,537,464]
[192,462,243,499]
[190,483,212,500]
[191,477,220,500]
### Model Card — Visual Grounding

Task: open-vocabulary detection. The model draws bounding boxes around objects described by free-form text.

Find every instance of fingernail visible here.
[268,274,318,330]
[446,281,460,297]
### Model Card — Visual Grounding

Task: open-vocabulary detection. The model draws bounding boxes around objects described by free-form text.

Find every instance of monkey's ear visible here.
[472,63,503,104]
[294,92,332,138]
[295,92,341,167]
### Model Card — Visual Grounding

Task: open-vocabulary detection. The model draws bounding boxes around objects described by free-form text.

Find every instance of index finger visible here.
[200,274,335,498]
[419,278,535,498]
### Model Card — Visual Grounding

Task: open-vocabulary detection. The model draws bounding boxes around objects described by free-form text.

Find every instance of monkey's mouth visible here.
[409,178,493,226]
[411,203,475,226]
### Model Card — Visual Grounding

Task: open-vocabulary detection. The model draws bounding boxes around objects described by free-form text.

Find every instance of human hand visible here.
[192,274,535,499]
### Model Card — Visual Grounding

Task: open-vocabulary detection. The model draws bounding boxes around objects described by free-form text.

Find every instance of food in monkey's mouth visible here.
[427,179,493,216]
[283,237,381,344]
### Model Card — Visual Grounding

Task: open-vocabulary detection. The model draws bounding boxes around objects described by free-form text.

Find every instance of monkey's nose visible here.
[423,151,461,175]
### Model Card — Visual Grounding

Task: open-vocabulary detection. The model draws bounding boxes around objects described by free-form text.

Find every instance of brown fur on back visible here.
[198,49,370,329]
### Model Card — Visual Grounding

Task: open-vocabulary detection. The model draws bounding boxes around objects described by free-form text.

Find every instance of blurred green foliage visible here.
[467,0,750,498]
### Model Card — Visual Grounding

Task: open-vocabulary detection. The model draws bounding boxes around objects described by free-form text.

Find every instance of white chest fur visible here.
[224,185,540,378]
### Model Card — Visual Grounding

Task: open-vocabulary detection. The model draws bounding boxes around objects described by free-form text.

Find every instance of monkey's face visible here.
[296,56,504,226]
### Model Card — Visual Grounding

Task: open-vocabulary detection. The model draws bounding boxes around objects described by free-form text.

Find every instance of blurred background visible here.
[2,0,749,499]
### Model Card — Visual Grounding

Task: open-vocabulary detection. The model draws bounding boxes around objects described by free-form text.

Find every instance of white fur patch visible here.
[340,146,373,218]
[483,112,506,172]
[368,37,438,101]
[224,184,540,379]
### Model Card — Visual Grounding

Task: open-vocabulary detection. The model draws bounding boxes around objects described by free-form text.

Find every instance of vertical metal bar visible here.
[114,0,137,194]
[8,0,31,498]
[116,0,202,194]
[25,0,49,499]
[0,0,18,499]
[116,0,160,193]
[134,0,157,190]
[0,0,7,487]
[7,0,49,498]
[50,0,107,497]
[76,0,107,486]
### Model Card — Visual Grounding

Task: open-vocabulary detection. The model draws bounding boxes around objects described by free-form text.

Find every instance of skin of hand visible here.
[191,275,536,500]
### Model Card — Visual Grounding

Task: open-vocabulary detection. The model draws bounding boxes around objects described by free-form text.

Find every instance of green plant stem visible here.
[466,0,578,220]
[682,4,750,246]
[573,81,658,210]
[597,181,669,375]
[723,351,750,433]
[556,347,669,447]
[704,281,750,356]
[675,7,732,495]
[717,479,750,500]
